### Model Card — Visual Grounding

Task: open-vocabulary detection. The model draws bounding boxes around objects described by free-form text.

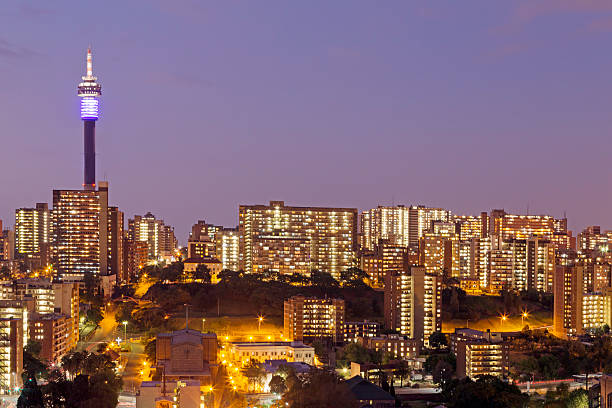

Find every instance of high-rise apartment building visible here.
[123,239,149,280]
[188,221,221,259]
[456,338,509,380]
[419,230,460,279]
[0,318,23,392]
[0,230,15,262]
[553,265,612,338]
[384,267,441,346]
[240,201,358,278]
[360,205,452,250]
[454,213,488,240]
[215,228,240,271]
[359,240,406,288]
[108,206,124,280]
[360,206,411,250]
[52,185,108,281]
[15,203,51,266]
[577,226,609,253]
[489,210,555,240]
[408,206,453,247]
[470,237,491,289]
[128,212,177,261]
[284,295,345,344]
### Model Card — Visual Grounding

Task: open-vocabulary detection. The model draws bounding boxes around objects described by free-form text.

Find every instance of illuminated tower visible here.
[77,48,101,190]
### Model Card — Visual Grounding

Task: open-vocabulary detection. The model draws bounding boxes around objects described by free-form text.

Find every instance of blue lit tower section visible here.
[77,48,101,190]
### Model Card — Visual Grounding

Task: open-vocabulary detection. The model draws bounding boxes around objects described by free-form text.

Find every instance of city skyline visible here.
[2,2,612,241]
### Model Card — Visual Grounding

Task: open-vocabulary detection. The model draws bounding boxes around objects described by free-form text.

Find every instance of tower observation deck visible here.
[77,48,101,190]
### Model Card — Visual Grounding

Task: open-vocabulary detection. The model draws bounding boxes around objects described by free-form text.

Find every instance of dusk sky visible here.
[1,1,612,242]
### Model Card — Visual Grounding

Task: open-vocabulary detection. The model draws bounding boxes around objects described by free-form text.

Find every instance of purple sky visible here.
[1,1,612,242]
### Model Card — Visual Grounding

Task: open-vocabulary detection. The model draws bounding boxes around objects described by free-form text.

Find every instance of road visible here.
[78,307,119,352]
[120,341,148,393]
[77,305,148,394]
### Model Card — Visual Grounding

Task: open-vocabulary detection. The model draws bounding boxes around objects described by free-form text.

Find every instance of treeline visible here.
[142,268,383,320]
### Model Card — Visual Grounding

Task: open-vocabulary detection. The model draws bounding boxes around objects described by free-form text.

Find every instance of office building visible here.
[15,203,51,268]
[240,201,358,279]
[128,212,177,261]
[344,320,381,343]
[284,295,345,344]
[384,267,441,346]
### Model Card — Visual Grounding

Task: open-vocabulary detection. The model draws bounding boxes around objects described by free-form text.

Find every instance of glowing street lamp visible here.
[499,314,508,330]
[258,316,264,332]
[521,311,529,327]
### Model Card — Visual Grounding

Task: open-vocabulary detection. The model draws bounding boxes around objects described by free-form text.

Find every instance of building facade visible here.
[239,201,358,279]
[384,267,441,346]
[284,295,345,344]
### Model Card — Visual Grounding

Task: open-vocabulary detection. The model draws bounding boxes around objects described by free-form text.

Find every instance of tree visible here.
[394,360,409,387]
[309,270,338,287]
[23,341,46,379]
[144,339,156,362]
[83,273,100,301]
[340,267,368,286]
[194,264,212,283]
[17,374,43,408]
[538,354,560,380]
[565,389,588,408]
[442,375,528,408]
[243,361,266,393]
[281,369,358,408]
[268,375,287,394]
[429,331,448,349]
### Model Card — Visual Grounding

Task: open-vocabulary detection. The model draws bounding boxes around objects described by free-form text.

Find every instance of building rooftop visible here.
[261,360,311,374]
[345,376,395,401]
[231,341,312,348]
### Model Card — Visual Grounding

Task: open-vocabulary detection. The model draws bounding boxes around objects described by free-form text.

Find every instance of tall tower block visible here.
[77,48,102,190]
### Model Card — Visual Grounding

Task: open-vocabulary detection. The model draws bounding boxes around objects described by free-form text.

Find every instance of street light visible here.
[122,321,128,344]
[521,311,529,327]
[500,314,507,330]
[258,316,264,332]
